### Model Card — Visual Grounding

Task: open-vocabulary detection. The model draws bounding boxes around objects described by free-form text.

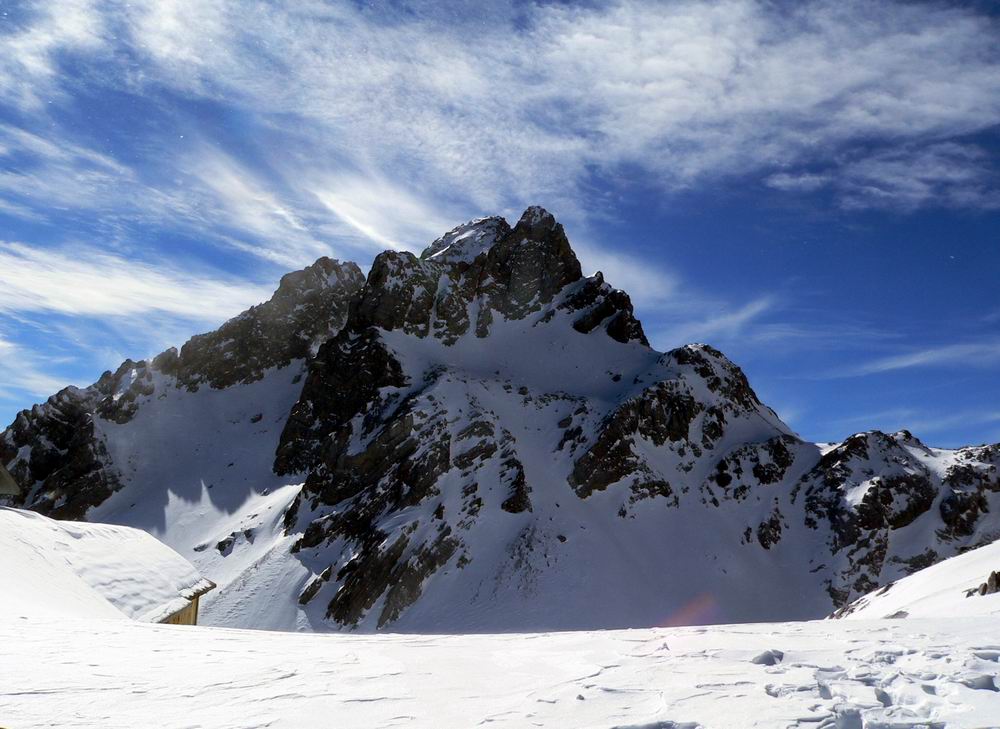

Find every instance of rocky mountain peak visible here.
[420,216,510,264]
[345,206,637,348]
[157,256,365,391]
[275,208,647,476]
[481,207,582,321]
[518,205,557,229]
[664,344,767,413]
[273,256,364,302]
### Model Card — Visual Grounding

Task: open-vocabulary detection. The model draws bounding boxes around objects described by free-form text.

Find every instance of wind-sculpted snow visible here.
[4,616,1000,727]
[4,206,1000,632]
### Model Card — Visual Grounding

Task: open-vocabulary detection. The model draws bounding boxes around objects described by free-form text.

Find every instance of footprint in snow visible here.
[959,674,998,691]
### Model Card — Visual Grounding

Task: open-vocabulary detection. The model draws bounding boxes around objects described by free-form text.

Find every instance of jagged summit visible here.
[157,256,365,391]
[420,216,509,264]
[519,205,557,228]
[419,207,560,265]
[346,206,640,348]
[4,209,1000,632]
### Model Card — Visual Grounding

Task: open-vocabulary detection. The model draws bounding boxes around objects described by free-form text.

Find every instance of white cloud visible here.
[0,0,997,282]
[653,296,776,348]
[0,0,105,110]
[830,406,1000,440]
[0,336,71,400]
[177,147,334,268]
[109,0,1000,222]
[0,242,272,321]
[850,340,1000,376]
[573,239,681,308]
[0,123,135,215]
[764,172,833,193]
[307,171,461,254]
[837,143,1000,211]
[770,143,1000,210]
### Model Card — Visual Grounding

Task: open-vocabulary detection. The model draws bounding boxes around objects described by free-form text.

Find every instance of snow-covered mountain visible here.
[4,207,1000,632]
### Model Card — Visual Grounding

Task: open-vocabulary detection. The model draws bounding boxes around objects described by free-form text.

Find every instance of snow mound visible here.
[0,507,213,622]
[833,537,1000,619]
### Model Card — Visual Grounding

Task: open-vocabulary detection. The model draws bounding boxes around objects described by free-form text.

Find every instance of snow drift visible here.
[0,507,212,622]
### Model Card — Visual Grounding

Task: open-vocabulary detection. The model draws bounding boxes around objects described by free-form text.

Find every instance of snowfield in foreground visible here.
[3,617,1000,728]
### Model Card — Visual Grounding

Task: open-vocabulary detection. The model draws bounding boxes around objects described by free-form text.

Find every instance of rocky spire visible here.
[420,216,510,264]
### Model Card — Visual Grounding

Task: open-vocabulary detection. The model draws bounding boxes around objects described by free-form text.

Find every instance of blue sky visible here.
[1,0,999,447]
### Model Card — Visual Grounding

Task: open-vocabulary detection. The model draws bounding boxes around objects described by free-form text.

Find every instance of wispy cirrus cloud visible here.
[0,123,133,217]
[0,0,104,111]
[3,0,997,253]
[766,143,1000,211]
[306,170,463,255]
[846,340,1000,377]
[573,238,682,309]
[830,406,1000,439]
[0,241,275,418]
[0,334,73,401]
[117,0,1000,214]
[653,296,777,348]
[0,241,272,321]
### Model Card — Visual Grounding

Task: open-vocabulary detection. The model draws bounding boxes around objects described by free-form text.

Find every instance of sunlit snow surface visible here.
[0,507,211,623]
[3,616,1000,727]
[836,538,1000,621]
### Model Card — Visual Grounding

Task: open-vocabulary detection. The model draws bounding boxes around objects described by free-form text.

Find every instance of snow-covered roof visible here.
[0,507,213,622]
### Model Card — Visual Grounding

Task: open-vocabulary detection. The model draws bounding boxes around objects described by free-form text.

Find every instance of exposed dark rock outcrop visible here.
[0,386,120,520]
[158,257,365,390]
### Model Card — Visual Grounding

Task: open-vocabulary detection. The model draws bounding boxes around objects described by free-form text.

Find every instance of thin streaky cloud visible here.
[0,242,273,322]
[847,341,1000,377]
[652,296,776,349]
[0,0,996,279]
[0,336,73,399]
[830,406,1000,439]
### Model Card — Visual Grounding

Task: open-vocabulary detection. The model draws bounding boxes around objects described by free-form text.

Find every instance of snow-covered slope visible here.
[833,537,1000,620]
[4,207,1000,632]
[4,615,1000,728]
[0,507,211,622]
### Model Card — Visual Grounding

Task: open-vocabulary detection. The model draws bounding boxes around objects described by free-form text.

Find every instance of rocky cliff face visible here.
[4,208,999,632]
